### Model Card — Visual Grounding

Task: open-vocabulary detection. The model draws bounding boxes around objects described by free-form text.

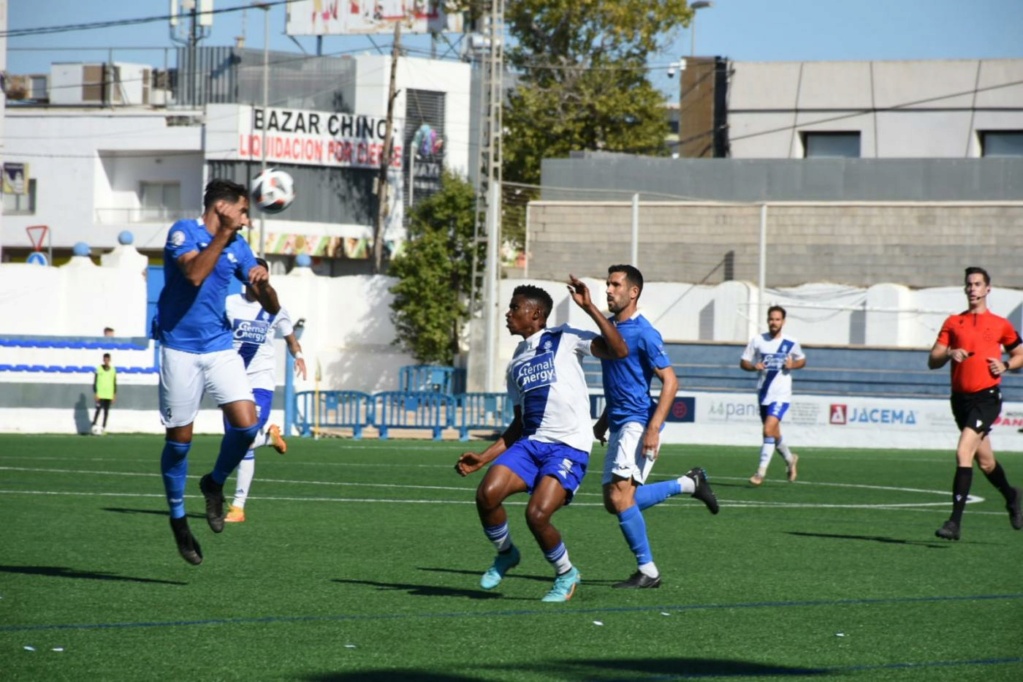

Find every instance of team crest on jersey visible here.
[514,350,556,393]
[170,231,185,247]
[227,252,238,263]
[233,319,271,344]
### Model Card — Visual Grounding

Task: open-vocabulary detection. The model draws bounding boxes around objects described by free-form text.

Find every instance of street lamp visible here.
[690,1,714,58]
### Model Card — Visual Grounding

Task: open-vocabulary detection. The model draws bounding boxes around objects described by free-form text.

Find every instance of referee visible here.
[928,266,1023,540]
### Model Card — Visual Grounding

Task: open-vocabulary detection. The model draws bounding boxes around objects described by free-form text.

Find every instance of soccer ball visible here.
[91,425,104,436]
[250,168,295,214]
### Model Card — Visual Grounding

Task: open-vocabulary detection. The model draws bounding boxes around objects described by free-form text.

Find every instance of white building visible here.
[1,50,471,272]
[726,59,1023,159]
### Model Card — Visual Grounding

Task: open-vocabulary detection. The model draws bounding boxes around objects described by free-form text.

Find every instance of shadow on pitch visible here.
[418,566,625,589]
[302,656,828,680]
[331,577,505,600]
[0,564,187,586]
[417,565,551,584]
[786,531,952,548]
[102,507,204,520]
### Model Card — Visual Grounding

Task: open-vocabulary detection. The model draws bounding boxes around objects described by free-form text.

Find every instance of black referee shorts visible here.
[950,387,1002,434]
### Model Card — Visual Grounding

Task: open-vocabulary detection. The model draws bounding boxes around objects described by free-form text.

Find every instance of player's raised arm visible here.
[567,275,627,359]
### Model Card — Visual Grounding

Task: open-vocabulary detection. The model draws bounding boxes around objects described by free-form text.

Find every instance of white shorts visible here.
[159,347,254,428]
[601,421,656,486]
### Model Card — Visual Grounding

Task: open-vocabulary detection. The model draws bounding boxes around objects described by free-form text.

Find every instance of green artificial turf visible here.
[1,435,1021,680]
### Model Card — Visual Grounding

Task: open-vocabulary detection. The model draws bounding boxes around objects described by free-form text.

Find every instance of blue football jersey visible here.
[600,314,673,429]
[154,218,258,353]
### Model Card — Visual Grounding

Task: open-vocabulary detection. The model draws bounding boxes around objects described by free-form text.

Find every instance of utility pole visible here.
[466,0,505,392]
[256,1,270,258]
[373,21,401,274]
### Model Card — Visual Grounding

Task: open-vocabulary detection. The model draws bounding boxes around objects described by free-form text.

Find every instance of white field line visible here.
[0,465,1003,513]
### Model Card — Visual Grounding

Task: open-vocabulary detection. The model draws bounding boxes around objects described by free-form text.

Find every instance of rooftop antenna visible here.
[170,0,214,106]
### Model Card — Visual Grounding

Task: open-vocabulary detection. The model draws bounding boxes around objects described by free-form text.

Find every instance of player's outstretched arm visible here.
[567,274,627,359]
[593,407,609,446]
[455,413,522,476]
[928,341,952,369]
[286,333,308,380]
[250,276,281,315]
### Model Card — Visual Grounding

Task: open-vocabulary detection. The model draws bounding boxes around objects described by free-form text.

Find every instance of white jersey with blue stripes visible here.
[741,332,805,405]
[225,294,294,391]
[506,324,597,453]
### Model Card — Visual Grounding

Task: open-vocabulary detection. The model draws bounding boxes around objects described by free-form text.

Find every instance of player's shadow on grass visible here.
[304,673,481,681]
[102,507,204,520]
[786,531,951,548]
[0,565,187,586]
[331,577,504,600]
[303,657,829,680]
[417,566,551,585]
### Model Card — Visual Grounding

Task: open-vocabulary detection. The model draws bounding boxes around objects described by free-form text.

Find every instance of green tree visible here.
[503,0,692,185]
[389,171,481,365]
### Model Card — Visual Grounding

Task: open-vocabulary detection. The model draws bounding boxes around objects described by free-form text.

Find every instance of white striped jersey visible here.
[506,324,597,453]
[741,332,805,405]
[225,294,294,391]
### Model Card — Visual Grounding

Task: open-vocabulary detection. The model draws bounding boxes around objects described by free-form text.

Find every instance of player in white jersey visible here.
[455,279,627,602]
[223,258,307,523]
[740,305,806,486]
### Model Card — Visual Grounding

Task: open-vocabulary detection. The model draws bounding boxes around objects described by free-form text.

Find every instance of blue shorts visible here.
[760,402,790,423]
[492,439,589,504]
[223,387,273,433]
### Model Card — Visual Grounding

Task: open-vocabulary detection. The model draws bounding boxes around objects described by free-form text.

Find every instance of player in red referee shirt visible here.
[928,266,1023,540]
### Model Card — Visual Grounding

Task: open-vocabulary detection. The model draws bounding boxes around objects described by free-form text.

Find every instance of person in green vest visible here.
[92,353,117,435]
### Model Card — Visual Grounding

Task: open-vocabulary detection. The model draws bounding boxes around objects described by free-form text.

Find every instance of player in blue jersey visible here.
[455,278,627,602]
[740,305,806,486]
[592,265,719,589]
[154,179,281,565]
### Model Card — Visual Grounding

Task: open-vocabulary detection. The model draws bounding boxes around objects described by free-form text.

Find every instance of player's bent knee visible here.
[228,422,260,445]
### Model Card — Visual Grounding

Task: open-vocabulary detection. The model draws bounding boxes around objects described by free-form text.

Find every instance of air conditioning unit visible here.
[4,74,49,102]
[49,63,152,106]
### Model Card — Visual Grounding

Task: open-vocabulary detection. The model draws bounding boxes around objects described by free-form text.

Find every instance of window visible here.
[803,132,860,158]
[139,182,181,222]
[2,178,37,214]
[981,131,1023,157]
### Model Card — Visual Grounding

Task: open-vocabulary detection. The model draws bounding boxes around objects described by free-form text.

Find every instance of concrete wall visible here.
[524,200,1023,289]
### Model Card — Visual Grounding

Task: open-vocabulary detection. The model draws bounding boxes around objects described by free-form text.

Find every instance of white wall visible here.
[6,263,1023,437]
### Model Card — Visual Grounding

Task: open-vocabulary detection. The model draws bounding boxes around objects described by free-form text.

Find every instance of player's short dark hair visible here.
[768,305,787,319]
[513,284,553,320]
[965,266,990,285]
[203,179,248,210]
[102,353,111,360]
[608,264,644,296]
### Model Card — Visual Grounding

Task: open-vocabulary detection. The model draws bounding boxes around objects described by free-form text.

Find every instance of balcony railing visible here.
[94,207,192,224]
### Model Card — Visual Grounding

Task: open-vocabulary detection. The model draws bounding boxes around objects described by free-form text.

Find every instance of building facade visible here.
[1,48,471,274]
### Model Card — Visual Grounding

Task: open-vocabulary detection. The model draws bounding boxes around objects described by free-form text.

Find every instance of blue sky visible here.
[7,0,1023,101]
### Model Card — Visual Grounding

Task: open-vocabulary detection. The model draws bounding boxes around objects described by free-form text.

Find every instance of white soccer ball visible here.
[250,168,295,214]
[91,425,104,436]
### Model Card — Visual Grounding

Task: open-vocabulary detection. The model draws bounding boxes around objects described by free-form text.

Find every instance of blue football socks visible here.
[617,505,653,565]
[160,440,191,519]
[634,479,683,511]
[211,423,260,485]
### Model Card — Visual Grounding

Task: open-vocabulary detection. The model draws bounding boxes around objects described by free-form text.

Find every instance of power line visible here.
[0,1,292,39]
